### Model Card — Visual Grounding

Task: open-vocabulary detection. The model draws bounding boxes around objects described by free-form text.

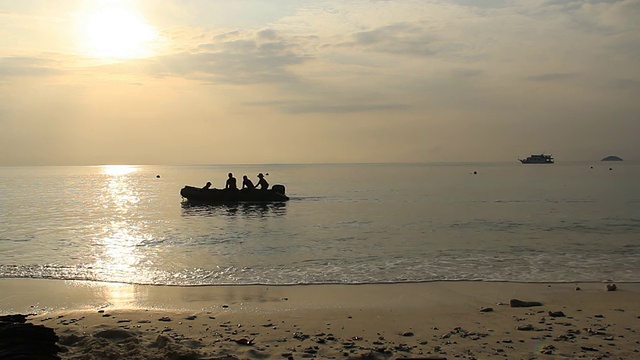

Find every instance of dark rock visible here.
[581,346,599,352]
[479,307,494,313]
[601,156,623,161]
[540,344,555,354]
[517,324,534,331]
[510,299,542,307]
[0,314,32,323]
[293,332,309,340]
[234,338,254,345]
[0,314,60,360]
[341,341,355,348]
[548,311,566,317]
[606,284,617,291]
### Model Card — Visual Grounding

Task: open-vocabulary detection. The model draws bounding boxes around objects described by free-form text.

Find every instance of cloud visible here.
[450,68,484,78]
[609,78,640,90]
[151,28,313,84]
[244,100,410,114]
[0,56,63,78]
[449,0,511,9]
[339,22,443,57]
[535,0,639,35]
[257,28,278,40]
[527,72,578,82]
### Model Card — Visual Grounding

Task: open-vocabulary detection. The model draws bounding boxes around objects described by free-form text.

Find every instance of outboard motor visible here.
[272,184,286,195]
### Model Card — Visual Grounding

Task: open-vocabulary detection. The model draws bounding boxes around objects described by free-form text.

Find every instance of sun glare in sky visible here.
[79,4,157,59]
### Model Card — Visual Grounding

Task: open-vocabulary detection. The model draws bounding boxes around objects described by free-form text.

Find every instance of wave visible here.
[3,252,639,286]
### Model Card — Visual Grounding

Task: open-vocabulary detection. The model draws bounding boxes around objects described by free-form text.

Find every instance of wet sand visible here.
[1,279,639,359]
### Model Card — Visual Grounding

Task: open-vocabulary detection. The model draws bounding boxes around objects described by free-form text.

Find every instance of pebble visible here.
[510,299,542,308]
[517,324,534,331]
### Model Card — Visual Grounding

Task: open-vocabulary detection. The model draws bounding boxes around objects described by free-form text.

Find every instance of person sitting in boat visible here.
[242,175,255,190]
[201,181,212,190]
[225,173,238,190]
[256,173,269,190]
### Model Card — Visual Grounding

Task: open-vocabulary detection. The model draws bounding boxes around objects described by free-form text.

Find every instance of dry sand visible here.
[1,279,639,359]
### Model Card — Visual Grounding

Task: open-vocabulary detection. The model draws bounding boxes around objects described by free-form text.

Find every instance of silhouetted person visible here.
[202,181,212,190]
[256,173,269,190]
[242,175,255,190]
[225,173,238,190]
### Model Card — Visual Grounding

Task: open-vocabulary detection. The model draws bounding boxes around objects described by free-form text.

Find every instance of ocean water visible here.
[0,162,639,286]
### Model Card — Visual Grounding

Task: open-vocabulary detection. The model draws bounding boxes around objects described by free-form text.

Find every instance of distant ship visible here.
[519,154,554,164]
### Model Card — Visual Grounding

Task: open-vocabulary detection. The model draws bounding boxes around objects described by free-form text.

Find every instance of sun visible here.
[80,5,157,59]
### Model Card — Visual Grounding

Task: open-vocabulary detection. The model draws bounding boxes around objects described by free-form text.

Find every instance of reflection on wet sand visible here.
[181,202,287,218]
[99,282,145,308]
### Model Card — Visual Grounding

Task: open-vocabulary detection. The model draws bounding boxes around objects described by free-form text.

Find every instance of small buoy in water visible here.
[590,166,593,169]
[473,171,477,175]
[609,168,612,171]
[156,175,161,178]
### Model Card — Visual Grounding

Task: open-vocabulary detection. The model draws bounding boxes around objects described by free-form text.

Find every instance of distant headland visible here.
[601,155,623,161]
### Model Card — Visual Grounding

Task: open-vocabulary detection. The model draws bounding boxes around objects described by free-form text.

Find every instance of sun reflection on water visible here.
[92,164,152,303]
[101,165,138,176]
[97,223,143,271]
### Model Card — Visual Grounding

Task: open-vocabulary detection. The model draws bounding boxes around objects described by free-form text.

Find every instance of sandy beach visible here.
[1,279,639,359]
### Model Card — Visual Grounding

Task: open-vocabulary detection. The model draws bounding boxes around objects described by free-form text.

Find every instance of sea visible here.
[1,162,639,286]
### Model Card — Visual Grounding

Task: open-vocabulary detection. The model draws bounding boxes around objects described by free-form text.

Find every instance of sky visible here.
[0,0,639,165]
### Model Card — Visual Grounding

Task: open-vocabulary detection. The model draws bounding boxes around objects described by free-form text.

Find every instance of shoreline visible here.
[3,278,639,313]
[2,279,639,359]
